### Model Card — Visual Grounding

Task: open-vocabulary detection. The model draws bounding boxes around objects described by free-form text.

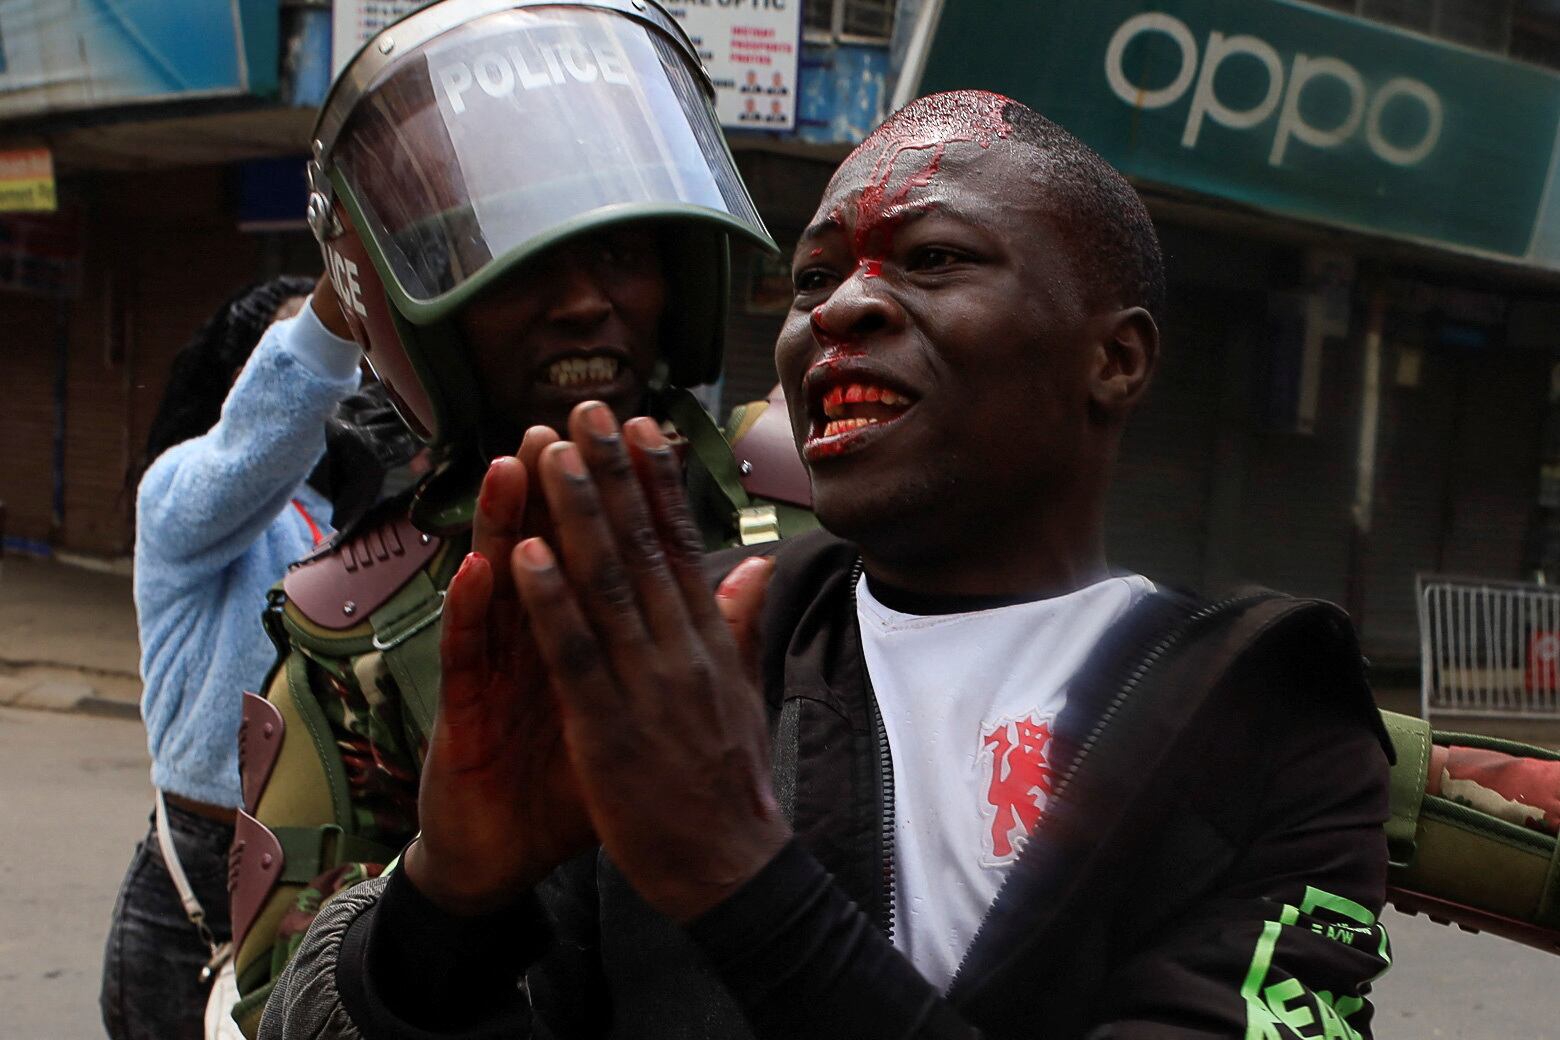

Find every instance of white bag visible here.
[204,960,246,1040]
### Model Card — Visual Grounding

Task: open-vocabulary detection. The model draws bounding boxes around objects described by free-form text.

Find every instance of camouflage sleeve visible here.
[1086,648,1393,1040]
[258,875,386,1040]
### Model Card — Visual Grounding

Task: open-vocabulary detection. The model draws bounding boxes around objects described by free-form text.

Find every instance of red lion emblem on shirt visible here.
[980,713,1055,864]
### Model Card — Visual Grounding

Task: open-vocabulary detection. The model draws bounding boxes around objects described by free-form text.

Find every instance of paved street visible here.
[0,706,150,1040]
[1,700,1559,1037]
[0,557,138,681]
[1373,909,1560,1038]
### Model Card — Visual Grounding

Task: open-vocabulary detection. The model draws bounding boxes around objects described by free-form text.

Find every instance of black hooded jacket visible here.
[260,530,1394,1040]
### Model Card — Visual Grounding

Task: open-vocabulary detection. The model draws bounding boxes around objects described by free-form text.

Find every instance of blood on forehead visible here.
[831,90,1014,276]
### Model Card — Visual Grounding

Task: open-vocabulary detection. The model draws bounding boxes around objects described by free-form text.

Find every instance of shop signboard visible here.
[0,1,279,119]
[332,0,426,74]
[0,148,55,213]
[912,0,1560,271]
[667,1,802,130]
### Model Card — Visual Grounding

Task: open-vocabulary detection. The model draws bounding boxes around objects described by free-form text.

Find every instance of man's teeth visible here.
[822,418,876,437]
[547,356,620,387]
[820,381,912,419]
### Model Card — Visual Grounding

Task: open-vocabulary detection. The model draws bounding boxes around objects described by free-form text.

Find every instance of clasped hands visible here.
[404,402,792,923]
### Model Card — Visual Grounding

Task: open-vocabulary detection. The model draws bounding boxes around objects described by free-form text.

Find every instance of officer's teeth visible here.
[547,357,620,387]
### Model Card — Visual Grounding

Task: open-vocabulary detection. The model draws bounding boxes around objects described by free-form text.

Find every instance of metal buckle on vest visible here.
[738,505,781,545]
[371,591,447,651]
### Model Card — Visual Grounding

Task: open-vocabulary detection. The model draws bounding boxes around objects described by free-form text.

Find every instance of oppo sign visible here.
[1105,12,1444,167]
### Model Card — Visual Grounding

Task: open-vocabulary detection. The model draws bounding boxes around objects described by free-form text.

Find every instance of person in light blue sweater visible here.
[102,276,363,1040]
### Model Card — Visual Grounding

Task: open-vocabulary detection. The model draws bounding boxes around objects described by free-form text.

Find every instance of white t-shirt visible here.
[855,572,1155,992]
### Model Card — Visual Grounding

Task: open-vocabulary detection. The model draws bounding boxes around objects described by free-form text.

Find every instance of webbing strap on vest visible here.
[369,571,446,740]
[1380,710,1430,869]
[284,652,353,828]
[272,825,398,886]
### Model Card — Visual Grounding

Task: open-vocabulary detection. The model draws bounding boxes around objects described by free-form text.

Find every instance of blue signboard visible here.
[0,0,279,119]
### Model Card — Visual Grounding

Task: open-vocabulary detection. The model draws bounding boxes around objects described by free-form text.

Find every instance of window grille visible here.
[1513,0,1560,69]
[1299,0,1560,68]
[1359,0,1433,32]
[803,0,895,42]
[1432,0,1513,50]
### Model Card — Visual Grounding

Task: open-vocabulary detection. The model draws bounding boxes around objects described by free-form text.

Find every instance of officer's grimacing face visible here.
[775,137,1103,554]
[458,226,665,438]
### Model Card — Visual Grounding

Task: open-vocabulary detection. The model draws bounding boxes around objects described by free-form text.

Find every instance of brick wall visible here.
[0,165,317,556]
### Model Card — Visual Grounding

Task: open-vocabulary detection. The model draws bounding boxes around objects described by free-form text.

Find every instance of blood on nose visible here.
[810,304,834,340]
[811,304,864,354]
[811,288,888,351]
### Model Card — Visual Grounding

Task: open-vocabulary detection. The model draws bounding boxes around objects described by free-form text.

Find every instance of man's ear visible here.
[1088,306,1158,419]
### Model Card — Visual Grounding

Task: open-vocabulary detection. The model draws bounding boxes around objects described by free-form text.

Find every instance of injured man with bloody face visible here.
[261,92,1395,1040]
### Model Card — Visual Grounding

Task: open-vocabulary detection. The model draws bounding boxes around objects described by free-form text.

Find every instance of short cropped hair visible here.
[855,92,1166,328]
[1000,99,1166,328]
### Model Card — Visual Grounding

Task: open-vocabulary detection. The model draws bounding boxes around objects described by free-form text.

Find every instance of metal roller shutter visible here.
[1105,285,1230,590]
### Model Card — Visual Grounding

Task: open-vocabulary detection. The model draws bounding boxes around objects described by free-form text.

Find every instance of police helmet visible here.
[306,0,776,452]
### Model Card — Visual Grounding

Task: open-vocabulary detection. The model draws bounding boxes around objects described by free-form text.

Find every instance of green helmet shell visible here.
[310,0,778,456]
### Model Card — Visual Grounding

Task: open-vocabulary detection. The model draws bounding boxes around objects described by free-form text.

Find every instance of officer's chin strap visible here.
[154,791,234,984]
[658,385,782,546]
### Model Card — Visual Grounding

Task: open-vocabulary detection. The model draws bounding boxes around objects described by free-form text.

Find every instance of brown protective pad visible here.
[284,515,440,630]
[327,202,438,440]
[232,665,338,985]
[1389,885,1560,954]
[731,385,812,509]
[239,693,285,816]
[229,810,285,954]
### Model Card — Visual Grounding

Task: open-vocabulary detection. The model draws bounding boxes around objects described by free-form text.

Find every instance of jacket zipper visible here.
[1047,593,1267,803]
[851,559,897,943]
[947,591,1271,995]
[869,675,897,943]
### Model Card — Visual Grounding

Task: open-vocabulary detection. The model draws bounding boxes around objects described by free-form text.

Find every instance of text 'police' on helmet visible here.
[437,31,633,115]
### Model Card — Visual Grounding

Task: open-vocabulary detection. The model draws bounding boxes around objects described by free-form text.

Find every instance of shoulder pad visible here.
[284,513,442,630]
[730,384,812,509]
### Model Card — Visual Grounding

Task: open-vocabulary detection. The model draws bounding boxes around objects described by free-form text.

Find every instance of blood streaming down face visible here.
[809,90,1016,351]
[842,90,1012,278]
[779,90,1112,548]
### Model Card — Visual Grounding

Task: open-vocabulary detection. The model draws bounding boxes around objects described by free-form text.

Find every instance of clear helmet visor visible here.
[332,5,768,312]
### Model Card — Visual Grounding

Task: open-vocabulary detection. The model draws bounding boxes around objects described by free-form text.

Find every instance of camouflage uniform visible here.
[226,395,816,1036]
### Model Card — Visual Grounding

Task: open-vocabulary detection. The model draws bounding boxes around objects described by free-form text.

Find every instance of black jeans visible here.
[101,802,235,1040]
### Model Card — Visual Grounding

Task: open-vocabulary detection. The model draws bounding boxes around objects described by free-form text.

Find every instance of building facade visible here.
[2,0,1558,670]
[902,0,1560,664]
[0,0,890,560]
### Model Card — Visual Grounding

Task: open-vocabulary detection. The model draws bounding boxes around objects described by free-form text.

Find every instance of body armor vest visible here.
[224,394,816,1035]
